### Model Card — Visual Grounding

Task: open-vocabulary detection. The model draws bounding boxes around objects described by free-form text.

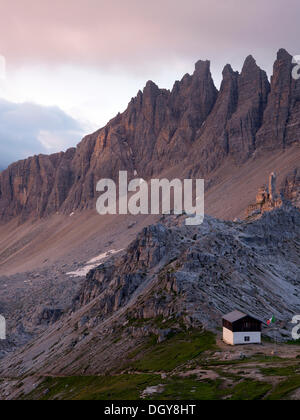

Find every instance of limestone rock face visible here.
[0,49,299,221]
[155,60,218,167]
[190,64,239,173]
[226,55,270,162]
[256,49,300,149]
[280,168,300,207]
[191,56,270,171]
[0,149,76,220]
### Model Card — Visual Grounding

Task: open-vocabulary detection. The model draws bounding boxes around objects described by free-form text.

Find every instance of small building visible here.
[222,311,262,345]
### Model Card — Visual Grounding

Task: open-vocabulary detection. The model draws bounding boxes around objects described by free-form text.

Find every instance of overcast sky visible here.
[0,0,299,169]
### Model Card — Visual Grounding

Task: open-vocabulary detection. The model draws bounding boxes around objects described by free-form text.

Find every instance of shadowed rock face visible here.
[226,55,270,161]
[190,56,270,172]
[281,167,300,207]
[188,64,239,173]
[0,49,299,221]
[256,49,300,150]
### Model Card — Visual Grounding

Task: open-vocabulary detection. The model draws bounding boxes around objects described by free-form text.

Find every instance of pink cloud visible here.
[0,0,299,74]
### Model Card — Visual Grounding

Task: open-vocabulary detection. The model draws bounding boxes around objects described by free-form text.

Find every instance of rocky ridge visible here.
[0,49,299,221]
[0,204,299,378]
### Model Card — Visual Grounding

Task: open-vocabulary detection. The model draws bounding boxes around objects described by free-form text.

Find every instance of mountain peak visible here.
[277,48,292,61]
[242,55,259,72]
[194,59,211,77]
[144,80,159,89]
[143,80,160,94]
[222,64,237,78]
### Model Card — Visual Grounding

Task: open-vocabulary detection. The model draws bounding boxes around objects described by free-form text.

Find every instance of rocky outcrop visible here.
[33,308,63,326]
[0,49,299,221]
[72,223,175,317]
[246,169,300,218]
[246,172,284,218]
[73,206,300,337]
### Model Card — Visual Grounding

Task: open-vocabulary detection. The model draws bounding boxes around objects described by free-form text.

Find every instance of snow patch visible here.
[67,249,124,278]
[88,249,124,264]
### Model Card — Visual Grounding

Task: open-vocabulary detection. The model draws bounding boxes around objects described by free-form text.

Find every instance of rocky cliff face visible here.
[226,56,270,161]
[72,223,175,318]
[0,49,299,221]
[190,56,270,173]
[281,167,300,207]
[256,49,300,149]
[0,149,76,220]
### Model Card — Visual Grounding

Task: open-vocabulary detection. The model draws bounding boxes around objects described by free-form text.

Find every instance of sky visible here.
[0,0,299,169]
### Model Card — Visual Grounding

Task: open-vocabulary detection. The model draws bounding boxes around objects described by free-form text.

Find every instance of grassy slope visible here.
[21,329,300,400]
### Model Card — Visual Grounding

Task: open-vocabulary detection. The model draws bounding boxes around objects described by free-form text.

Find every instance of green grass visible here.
[203,354,282,368]
[260,365,299,377]
[25,374,162,400]
[152,377,224,400]
[17,327,300,400]
[266,376,300,400]
[151,315,181,329]
[24,374,275,401]
[259,363,300,400]
[228,380,272,400]
[128,330,216,372]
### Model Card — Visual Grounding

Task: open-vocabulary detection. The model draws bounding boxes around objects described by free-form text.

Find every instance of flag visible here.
[267,315,276,326]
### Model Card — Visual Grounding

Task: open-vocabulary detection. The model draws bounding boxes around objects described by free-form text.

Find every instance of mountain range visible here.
[0,49,299,222]
[0,48,299,400]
